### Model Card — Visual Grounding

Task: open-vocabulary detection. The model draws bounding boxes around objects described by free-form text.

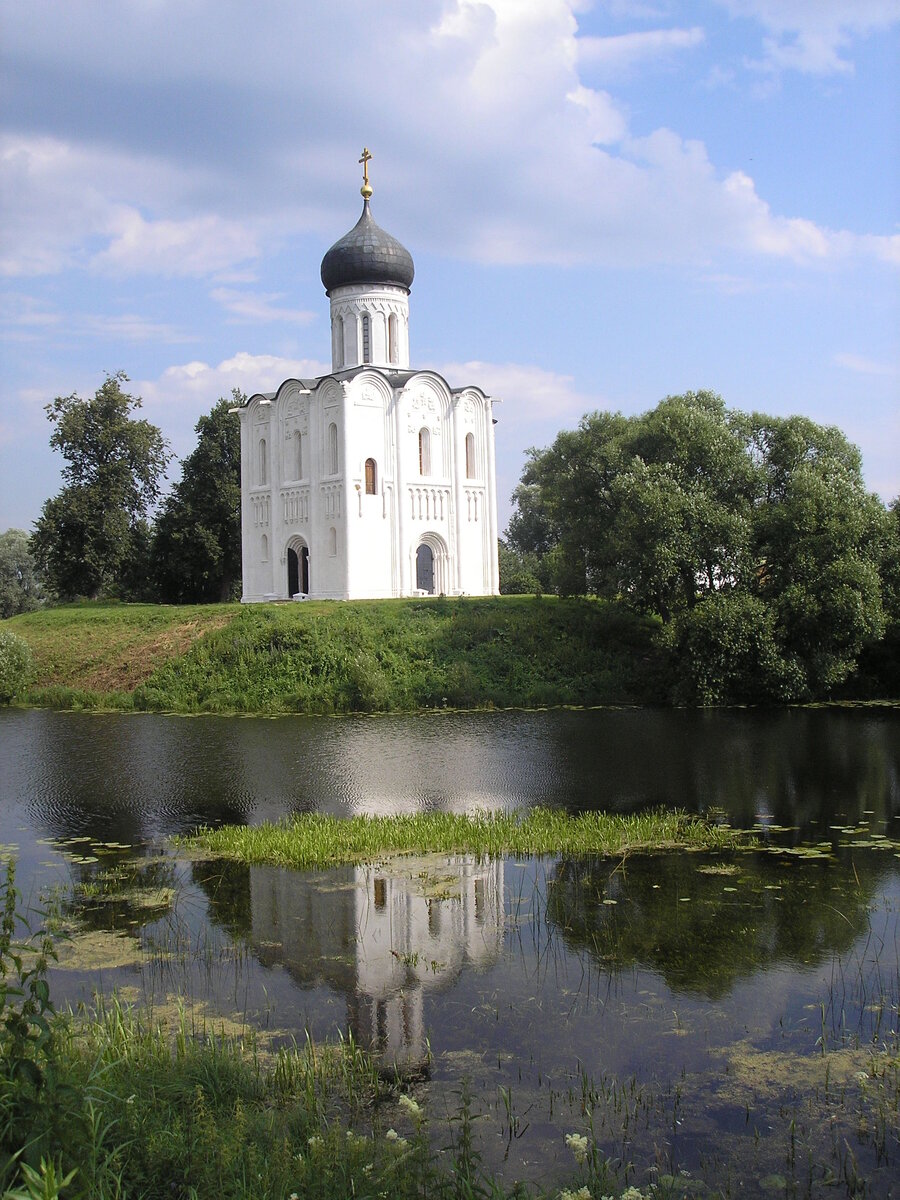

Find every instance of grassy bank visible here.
[8,596,669,714]
[181,808,754,869]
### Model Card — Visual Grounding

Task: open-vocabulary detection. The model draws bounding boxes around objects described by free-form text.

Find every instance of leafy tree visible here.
[497,541,542,595]
[30,374,170,601]
[150,394,243,603]
[0,529,43,618]
[507,392,890,701]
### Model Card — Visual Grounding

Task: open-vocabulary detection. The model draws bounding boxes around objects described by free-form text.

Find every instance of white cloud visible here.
[0,135,259,278]
[834,352,899,377]
[0,0,897,289]
[210,288,315,324]
[578,26,705,73]
[713,0,900,74]
[437,360,596,426]
[140,353,330,408]
[92,211,258,278]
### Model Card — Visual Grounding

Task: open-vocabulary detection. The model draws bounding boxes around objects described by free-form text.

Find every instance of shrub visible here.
[666,591,803,705]
[0,628,33,704]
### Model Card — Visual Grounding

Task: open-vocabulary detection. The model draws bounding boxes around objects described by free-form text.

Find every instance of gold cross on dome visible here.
[359,147,373,199]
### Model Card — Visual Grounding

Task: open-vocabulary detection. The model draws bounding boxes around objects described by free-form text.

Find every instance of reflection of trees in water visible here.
[545,851,888,1000]
[191,859,254,940]
[193,855,505,1070]
[543,709,900,834]
[63,855,178,933]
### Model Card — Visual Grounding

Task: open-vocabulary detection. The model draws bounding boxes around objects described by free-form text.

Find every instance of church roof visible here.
[320,200,415,294]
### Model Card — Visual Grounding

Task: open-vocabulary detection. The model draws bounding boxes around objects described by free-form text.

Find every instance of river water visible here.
[2,705,899,1196]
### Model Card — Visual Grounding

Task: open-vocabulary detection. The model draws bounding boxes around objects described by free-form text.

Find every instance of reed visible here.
[181,808,754,869]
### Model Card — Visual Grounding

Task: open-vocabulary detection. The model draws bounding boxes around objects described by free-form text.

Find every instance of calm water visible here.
[2,705,900,1196]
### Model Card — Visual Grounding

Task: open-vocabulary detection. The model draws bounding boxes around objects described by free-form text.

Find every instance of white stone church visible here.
[237,151,500,602]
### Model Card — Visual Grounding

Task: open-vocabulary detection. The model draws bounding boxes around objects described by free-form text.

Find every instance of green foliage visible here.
[151,394,243,603]
[508,393,892,701]
[30,374,170,601]
[665,592,801,705]
[0,630,33,704]
[0,864,62,1183]
[497,540,542,594]
[183,808,754,870]
[131,596,665,714]
[0,531,43,620]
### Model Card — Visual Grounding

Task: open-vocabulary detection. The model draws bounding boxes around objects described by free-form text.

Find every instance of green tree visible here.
[150,394,243,603]
[0,529,43,618]
[497,540,542,595]
[750,416,888,694]
[507,393,890,701]
[30,374,170,601]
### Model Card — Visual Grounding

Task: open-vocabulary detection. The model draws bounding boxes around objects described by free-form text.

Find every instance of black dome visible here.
[320,200,415,293]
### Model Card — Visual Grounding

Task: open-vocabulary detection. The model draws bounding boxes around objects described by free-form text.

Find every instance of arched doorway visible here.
[415,544,434,594]
[287,544,310,596]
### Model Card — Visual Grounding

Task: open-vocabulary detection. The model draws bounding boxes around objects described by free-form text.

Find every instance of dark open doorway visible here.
[287,545,310,596]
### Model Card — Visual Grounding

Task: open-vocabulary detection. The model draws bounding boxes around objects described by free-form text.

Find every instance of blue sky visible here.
[1,0,898,535]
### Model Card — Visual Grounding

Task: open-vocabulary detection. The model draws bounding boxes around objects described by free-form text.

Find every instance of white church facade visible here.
[237,151,500,602]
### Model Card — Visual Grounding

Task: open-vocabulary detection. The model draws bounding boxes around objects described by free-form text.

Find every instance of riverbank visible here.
[7,596,669,714]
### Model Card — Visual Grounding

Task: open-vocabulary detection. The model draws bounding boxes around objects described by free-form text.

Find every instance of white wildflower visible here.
[307,1136,322,1149]
[398,1093,423,1119]
[565,1132,589,1164]
[385,1128,399,1141]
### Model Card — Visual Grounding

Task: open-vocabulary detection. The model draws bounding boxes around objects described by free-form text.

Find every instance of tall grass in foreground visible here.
[182,808,754,869]
[0,862,634,1200]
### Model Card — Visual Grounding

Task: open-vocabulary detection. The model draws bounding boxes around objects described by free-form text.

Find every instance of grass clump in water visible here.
[182,808,754,869]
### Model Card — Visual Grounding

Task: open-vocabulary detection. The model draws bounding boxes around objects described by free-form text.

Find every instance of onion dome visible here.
[320,199,415,294]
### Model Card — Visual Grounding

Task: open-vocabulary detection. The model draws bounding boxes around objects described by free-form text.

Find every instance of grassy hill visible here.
[7,596,669,714]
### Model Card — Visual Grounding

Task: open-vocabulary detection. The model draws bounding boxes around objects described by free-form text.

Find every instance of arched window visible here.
[365,458,377,495]
[418,427,431,476]
[328,526,337,557]
[361,313,371,364]
[294,430,303,480]
[258,438,267,486]
[328,422,338,474]
[388,313,399,365]
[465,432,475,479]
[334,316,344,369]
[260,533,268,561]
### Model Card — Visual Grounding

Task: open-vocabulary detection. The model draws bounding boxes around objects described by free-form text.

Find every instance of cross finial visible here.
[359,147,373,200]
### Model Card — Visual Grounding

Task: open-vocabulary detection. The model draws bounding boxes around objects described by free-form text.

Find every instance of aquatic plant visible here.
[182,808,754,869]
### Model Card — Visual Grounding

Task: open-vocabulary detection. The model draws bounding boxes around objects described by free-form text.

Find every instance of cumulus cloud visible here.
[712,0,900,74]
[0,135,259,278]
[0,0,897,285]
[93,211,259,277]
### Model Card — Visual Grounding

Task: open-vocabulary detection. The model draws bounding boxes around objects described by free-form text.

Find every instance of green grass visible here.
[0,859,645,1200]
[6,601,236,707]
[181,808,754,869]
[8,596,671,714]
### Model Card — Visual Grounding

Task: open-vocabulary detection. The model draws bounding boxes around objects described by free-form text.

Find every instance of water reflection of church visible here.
[248,855,505,1069]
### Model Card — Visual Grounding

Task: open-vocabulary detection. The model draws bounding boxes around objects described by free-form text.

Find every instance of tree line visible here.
[501,390,899,702]
[3,377,897,703]
[2,373,242,616]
